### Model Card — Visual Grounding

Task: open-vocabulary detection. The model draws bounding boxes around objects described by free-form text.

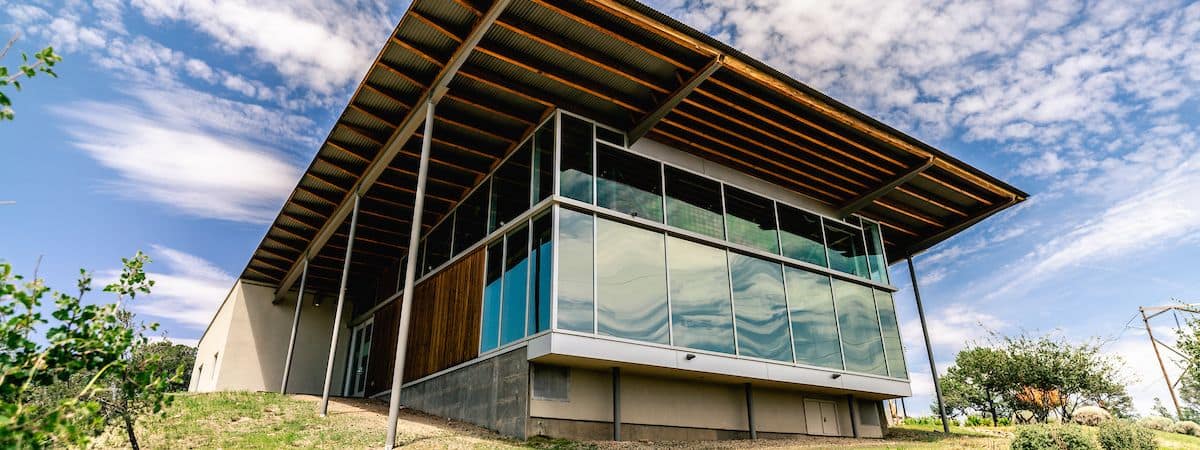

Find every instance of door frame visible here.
[804,399,841,436]
[343,318,374,397]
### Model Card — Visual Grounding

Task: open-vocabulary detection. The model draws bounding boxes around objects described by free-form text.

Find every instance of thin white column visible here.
[280,259,308,394]
[320,194,359,416]
[384,100,435,448]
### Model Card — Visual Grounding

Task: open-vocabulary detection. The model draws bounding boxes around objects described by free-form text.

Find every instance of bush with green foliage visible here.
[1171,420,1200,436]
[1010,424,1097,450]
[1137,415,1173,431]
[902,416,944,426]
[1070,406,1111,426]
[1095,421,1155,450]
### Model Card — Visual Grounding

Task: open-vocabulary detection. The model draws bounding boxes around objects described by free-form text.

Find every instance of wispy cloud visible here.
[98,245,234,329]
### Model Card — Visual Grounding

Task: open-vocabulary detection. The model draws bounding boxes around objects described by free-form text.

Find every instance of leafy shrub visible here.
[1096,421,1155,450]
[999,416,1013,426]
[1071,406,1112,426]
[1010,424,1098,450]
[1137,415,1173,431]
[902,416,943,426]
[966,415,988,426]
[1171,420,1200,436]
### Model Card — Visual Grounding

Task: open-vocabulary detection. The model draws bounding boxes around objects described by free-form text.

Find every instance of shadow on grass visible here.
[885,426,998,443]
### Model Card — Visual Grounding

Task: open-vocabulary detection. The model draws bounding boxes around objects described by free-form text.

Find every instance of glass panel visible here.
[480,242,503,352]
[863,221,890,284]
[417,239,428,276]
[500,224,530,345]
[784,267,842,369]
[532,119,555,204]
[728,252,792,362]
[664,166,724,240]
[778,204,827,267]
[490,145,531,232]
[454,184,489,256]
[559,115,593,203]
[423,218,453,273]
[596,145,663,222]
[667,237,734,354]
[833,279,886,375]
[557,208,594,332]
[596,125,624,147]
[724,186,779,254]
[875,290,906,378]
[528,213,553,334]
[596,218,669,344]
[825,220,869,278]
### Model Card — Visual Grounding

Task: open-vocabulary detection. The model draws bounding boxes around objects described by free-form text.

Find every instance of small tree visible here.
[1002,333,1129,423]
[0,35,62,121]
[939,347,1010,426]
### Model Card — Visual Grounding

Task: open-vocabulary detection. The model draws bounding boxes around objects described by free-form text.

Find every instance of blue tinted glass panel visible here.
[557,208,594,332]
[724,186,779,254]
[863,221,890,284]
[596,145,663,222]
[729,253,792,362]
[784,267,843,369]
[500,225,529,345]
[833,279,886,375]
[875,290,906,378]
[667,237,734,354]
[596,218,669,344]
[778,204,827,267]
[528,213,553,334]
[664,166,724,240]
[559,115,593,203]
[826,221,869,278]
[480,242,503,352]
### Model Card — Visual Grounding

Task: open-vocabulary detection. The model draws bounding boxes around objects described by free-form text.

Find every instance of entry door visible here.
[345,320,373,397]
[804,399,841,436]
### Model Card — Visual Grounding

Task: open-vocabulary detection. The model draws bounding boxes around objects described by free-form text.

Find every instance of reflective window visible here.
[667,237,734,354]
[490,145,531,233]
[500,224,530,345]
[874,290,906,378]
[778,204,827,267]
[863,221,890,284]
[729,253,792,362]
[527,213,553,334]
[833,279,886,375]
[784,267,842,369]
[664,166,724,240]
[423,217,453,273]
[557,208,594,332]
[532,119,555,204]
[454,184,489,256]
[559,115,593,203]
[596,218,669,344]
[596,125,624,147]
[724,186,779,254]
[825,220,869,278]
[480,242,503,352]
[596,146,663,222]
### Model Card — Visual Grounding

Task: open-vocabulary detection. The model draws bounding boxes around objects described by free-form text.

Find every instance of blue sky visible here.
[3,0,1199,416]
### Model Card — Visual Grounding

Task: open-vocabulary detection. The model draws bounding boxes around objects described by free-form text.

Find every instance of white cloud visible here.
[901,303,1005,353]
[98,245,233,329]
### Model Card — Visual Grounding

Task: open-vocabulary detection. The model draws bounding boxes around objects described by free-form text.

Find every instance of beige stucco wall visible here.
[190,280,350,395]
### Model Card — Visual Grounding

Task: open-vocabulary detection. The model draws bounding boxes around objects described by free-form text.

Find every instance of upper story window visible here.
[559,115,593,203]
[824,219,869,279]
[596,145,663,222]
[723,186,780,254]
[664,166,725,240]
[490,145,531,232]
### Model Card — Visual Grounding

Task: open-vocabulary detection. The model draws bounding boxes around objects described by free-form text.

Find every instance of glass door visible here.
[344,319,373,397]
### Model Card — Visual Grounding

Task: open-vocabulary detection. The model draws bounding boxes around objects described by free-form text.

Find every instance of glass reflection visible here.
[559,115,593,203]
[556,208,594,332]
[729,253,792,362]
[453,185,489,256]
[664,166,724,240]
[826,220,869,278]
[863,221,890,284]
[490,145,532,233]
[874,290,906,378]
[833,279,886,375]
[528,213,553,334]
[724,186,780,254]
[480,242,503,352]
[784,267,843,369]
[500,224,529,346]
[596,218,669,344]
[778,204,827,267]
[596,146,663,222]
[532,119,555,204]
[667,237,734,354]
[423,218,452,273]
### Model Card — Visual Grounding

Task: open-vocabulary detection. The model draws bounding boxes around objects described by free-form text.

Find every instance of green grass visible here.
[1151,428,1200,448]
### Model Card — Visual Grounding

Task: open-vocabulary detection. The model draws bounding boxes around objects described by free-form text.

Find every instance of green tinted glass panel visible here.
[784,267,843,369]
[556,208,594,332]
[500,225,529,346]
[528,213,553,334]
[664,166,724,240]
[559,115,593,203]
[874,290,906,378]
[596,145,663,222]
[863,221,890,284]
[724,186,779,254]
[778,204,827,267]
[480,242,503,352]
[667,237,734,354]
[729,253,792,362]
[596,218,669,344]
[826,221,869,278]
[833,279,886,375]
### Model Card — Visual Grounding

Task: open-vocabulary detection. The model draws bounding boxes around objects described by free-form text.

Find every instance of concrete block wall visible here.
[400,347,529,438]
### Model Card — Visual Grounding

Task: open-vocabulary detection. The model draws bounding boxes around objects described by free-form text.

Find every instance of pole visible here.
[745,383,756,439]
[907,256,950,433]
[320,194,359,416]
[384,101,435,449]
[1143,306,1184,418]
[281,259,308,394]
[612,367,621,441]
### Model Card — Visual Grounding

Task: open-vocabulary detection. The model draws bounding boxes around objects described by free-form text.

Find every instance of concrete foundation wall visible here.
[400,347,530,438]
[190,280,350,395]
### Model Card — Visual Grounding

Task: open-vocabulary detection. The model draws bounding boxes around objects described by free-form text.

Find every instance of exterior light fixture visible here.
[830,373,842,379]
[685,353,696,360]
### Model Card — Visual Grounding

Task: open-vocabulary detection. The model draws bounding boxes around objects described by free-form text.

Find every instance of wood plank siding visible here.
[366,247,485,396]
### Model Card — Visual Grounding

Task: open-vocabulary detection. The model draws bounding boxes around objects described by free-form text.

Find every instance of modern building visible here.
[190,0,1026,444]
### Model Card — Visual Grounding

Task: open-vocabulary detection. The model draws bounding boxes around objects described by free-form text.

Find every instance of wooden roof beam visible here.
[904,196,1018,257]
[628,55,723,143]
[837,157,935,219]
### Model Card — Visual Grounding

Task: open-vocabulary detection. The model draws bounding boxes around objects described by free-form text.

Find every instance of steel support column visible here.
[612,367,621,441]
[320,194,359,416]
[280,259,308,394]
[908,256,950,433]
[744,383,756,439]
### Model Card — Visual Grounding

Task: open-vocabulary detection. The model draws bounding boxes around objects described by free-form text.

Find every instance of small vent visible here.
[532,364,570,402]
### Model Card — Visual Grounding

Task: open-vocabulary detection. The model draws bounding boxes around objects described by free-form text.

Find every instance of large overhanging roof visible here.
[239,0,1027,295]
